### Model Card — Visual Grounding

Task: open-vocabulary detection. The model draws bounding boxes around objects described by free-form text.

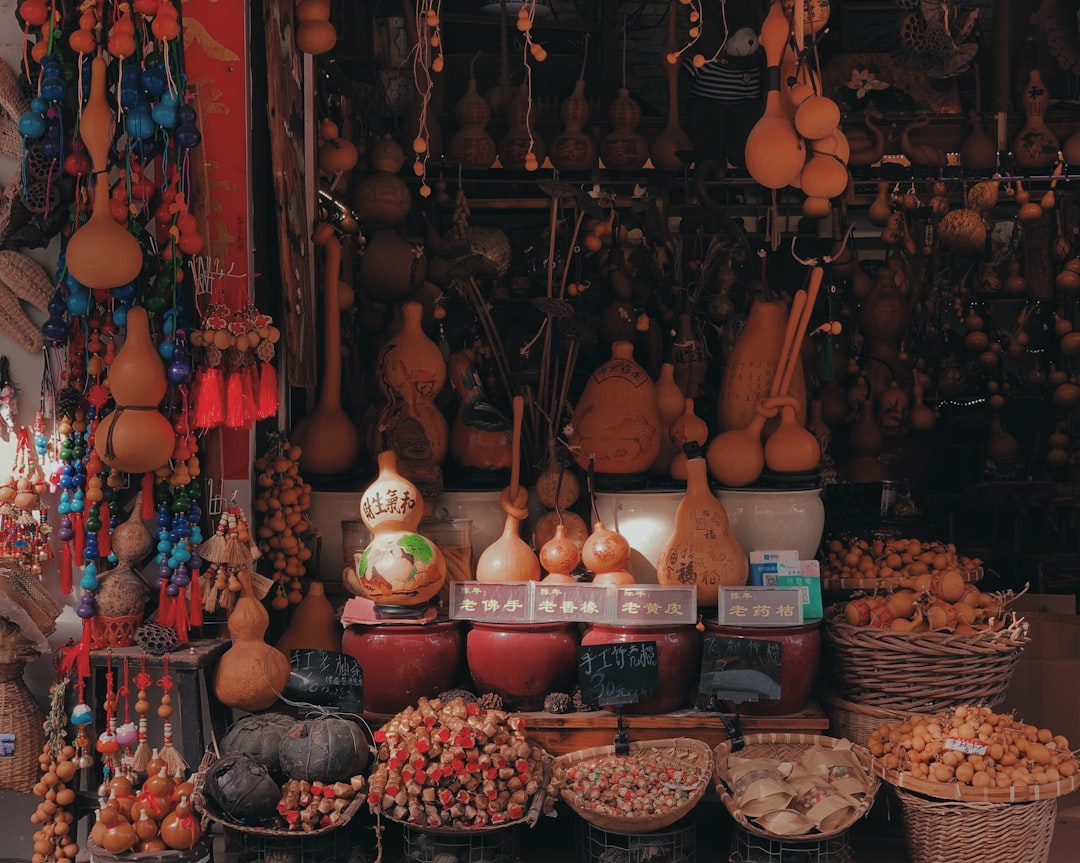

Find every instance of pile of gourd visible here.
[30,740,78,863]
[868,705,1078,789]
[199,712,371,831]
[840,583,1018,633]
[823,537,983,585]
[88,762,202,855]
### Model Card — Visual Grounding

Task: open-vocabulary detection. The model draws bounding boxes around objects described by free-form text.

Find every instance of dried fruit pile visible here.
[559,753,706,820]
[823,538,982,585]
[368,696,546,829]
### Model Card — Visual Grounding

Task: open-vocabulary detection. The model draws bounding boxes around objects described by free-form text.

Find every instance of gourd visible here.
[278,716,370,782]
[220,712,296,776]
[582,522,634,587]
[275,580,341,655]
[203,753,281,826]
[159,796,202,850]
[213,569,291,712]
[447,75,496,169]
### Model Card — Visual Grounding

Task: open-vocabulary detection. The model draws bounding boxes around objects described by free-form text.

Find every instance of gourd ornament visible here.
[160,796,202,850]
[551,78,596,171]
[94,496,152,618]
[498,84,546,171]
[65,56,143,292]
[94,306,176,474]
[447,75,496,169]
[275,580,341,655]
[539,524,580,584]
[1013,70,1058,171]
[582,522,634,587]
[651,0,693,171]
[600,88,649,171]
[213,569,291,712]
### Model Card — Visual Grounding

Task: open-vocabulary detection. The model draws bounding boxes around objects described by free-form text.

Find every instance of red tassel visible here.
[98,521,111,560]
[60,540,72,595]
[225,372,245,429]
[193,367,225,430]
[188,569,203,627]
[174,600,189,644]
[257,362,279,419]
[141,473,155,520]
[58,620,93,680]
[72,512,84,561]
[157,579,173,628]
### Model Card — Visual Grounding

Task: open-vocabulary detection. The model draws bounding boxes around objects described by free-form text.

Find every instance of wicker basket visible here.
[896,788,1057,863]
[713,733,880,842]
[553,737,712,834]
[90,615,141,650]
[86,836,213,863]
[821,611,1029,711]
[821,692,910,747]
[0,660,45,793]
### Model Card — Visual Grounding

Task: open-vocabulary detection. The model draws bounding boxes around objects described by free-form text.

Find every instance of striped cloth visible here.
[684,55,762,103]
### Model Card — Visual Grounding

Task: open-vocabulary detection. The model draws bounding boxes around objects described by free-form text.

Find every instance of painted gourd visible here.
[448,77,496,169]
[94,306,176,474]
[600,88,649,171]
[213,569,291,712]
[551,79,596,171]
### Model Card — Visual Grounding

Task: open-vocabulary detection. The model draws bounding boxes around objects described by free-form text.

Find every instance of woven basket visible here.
[822,566,983,593]
[86,837,213,863]
[821,611,1029,711]
[91,615,141,650]
[713,733,879,842]
[896,788,1056,863]
[553,737,712,834]
[0,660,44,793]
[821,692,910,747]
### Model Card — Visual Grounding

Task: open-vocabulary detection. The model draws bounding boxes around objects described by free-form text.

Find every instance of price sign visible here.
[284,649,364,713]
[577,641,660,707]
[611,586,697,625]
[532,584,610,622]
[449,582,530,622]
[944,737,988,756]
[697,636,783,706]
[716,587,804,627]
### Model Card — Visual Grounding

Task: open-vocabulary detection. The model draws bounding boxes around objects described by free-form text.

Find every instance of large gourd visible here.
[213,569,291,712]
[275,580,341,654]
[656,445,748,606]
[66,56,144,292]
[94,306,176,473]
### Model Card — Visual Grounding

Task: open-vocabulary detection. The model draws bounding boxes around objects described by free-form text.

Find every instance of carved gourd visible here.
[600,88,649,171]
[551,79,596,171]
[1013,70,1058,171]
[94,307,175,474]
[498,84,546,171]
[447,77,496,169]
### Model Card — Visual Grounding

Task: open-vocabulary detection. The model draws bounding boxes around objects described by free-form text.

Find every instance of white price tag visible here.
[944,737,988,756]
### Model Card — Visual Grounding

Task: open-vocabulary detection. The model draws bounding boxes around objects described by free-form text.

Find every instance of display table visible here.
[87,639,231,767]
[514,701,830,754]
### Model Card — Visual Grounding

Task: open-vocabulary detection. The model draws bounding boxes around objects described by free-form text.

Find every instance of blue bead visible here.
[110,282,137,302]
[158,340,175,361]
[80,573,98,590]
[140,67,167,96]
[157,539,172,553]
[112,304,128,327]
[18,112,46,138]
[125,106,156,140]
[71,703,94,724]
[173,547,191,563]
[175,125,202,149]
[177,105,197,126]
[57,501,70,515]
[152,102,178,129]
[30,97,48,114]
[39,79,66,101]
[65,291,91,317]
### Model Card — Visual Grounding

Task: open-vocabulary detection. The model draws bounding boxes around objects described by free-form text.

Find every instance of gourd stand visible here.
[727,824,853,863]
[577,817,697,863]
[401,823,518,863]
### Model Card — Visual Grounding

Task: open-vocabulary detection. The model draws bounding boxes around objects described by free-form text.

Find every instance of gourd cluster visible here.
[841,585,1016,634]
[30,740,78,863]
[253,435,314,607]
[823,537,983,585]
[868,705,1078,789]
[88,765,202,855]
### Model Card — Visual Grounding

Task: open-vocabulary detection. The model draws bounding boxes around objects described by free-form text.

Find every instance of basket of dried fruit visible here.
[820,537,983,593]
[821,590,1030,712]
[867,705,1077,863]
[713,733,879,842]
[367,695,552,834]
[550,737,712,834]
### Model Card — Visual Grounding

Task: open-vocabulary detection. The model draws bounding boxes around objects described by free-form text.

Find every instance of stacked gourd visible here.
[88,761,202,855]
[745,0,848,217]
[253,434,314,607]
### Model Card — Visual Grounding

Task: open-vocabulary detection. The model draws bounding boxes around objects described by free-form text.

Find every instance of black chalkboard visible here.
[697,636,782,706]
[577,641,660,707]
[285,649,364,713]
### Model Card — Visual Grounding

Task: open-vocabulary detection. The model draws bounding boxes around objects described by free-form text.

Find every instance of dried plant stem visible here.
[536,192,561,431]
[559,208,587,300]
[464,276,513,401]
[553,339,580,444]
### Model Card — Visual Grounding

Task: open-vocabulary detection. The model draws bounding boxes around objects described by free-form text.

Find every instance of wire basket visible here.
[896,788,1057,863]
[821,610,1029,711]
[727,824,853,863]
[86,837,213,863]
[402,822,518,863]
[820,692,909,747]
[713,733,879,843]
[577,814,696,863]
[553,738,713,835]
[223,819,374,863]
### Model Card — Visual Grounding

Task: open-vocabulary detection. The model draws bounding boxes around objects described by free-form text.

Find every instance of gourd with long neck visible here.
[847,108,886,167]
[291,225,361,475]
[66,56,143,292]
[650,0,693,171]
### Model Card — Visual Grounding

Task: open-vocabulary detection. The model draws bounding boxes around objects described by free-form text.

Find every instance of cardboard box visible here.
[998,611,1080,747]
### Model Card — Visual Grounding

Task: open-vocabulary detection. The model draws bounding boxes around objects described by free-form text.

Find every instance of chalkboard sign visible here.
[697,636,782,706]
[285,649,364,713]
[577,641,660,707]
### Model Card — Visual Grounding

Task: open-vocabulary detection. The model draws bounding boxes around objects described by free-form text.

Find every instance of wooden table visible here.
[513,700,830,755]
[88,639,232,768]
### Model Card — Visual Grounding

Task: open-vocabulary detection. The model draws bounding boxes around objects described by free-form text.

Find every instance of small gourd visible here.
[160,796,203,850]
[539,524,580,584]
[582,521,634,586]
[100,816,137,854]
[213,569,292,712]
[133,810,159,843]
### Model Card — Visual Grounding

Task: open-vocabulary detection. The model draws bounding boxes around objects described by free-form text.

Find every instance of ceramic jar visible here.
[581,623,701,714]
[341,619,463,714]
[466,622,580,710]
[568,341,661,475]
[715,486,825,561]
[702,619,821,716]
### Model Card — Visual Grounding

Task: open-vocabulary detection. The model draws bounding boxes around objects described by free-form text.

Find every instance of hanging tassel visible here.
[71,511,85,561]
[131,660,153,773]
[98,520,111,560]
[225,371,245,429]
[173,598,188,644]
[193,367,225,430]
[59,619,94,681]
[257,361,279,419]
[188,569,203,627]
[241,365,259,426]
[157,657,186,773]
[141,474,155,521]
[60,539,72,594]
[156,580,173,629]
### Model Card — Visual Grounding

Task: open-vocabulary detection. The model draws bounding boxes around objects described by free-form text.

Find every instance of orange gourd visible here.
[539,524,580,584]
[160,796,202,850]
[582,521,634,586]
[651,1,693,171]
[94,306,176,474]
[213,570,291,712]
[275,580,341,654]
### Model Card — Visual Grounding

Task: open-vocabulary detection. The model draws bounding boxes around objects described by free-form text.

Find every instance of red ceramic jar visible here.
[341,619,464,715]
[581,623,702,715]
[702,620,821,716]
[466,621,580,710]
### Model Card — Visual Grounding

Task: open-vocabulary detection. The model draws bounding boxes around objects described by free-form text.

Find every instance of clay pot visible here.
[466,622,579,710]
[568,341,661,475]
[582,624,701,714]
[341,620,463,714]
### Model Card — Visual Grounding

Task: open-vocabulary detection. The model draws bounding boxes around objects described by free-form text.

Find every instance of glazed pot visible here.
[715,486,825,561]
[702,619,821,716]
[581,623,701,714]
[466,621,579,710]
[341,619,463,714]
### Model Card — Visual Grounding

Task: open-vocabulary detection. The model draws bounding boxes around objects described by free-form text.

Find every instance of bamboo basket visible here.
[896,788,1056,863]
[0,659,44,793]
[713,733,879,842]
[821,611,1029,711]
[552,737,712,834]
[821,692,910,747]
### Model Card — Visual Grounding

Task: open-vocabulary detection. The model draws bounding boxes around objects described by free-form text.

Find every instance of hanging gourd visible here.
[447,55,496,169]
